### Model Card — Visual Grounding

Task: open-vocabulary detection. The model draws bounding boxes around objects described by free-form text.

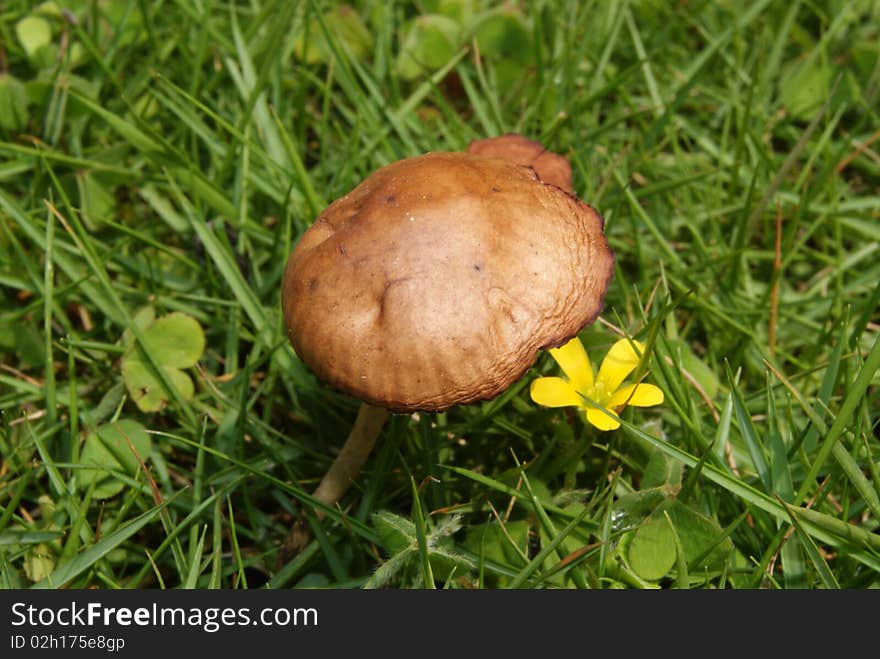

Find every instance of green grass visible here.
[1,0,879,589]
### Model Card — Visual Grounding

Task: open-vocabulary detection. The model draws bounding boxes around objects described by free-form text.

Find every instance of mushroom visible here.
[279,135,614,553]
[466,133,574,194]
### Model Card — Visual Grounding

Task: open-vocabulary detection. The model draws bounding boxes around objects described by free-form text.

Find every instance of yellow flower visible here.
[530,336,664,431]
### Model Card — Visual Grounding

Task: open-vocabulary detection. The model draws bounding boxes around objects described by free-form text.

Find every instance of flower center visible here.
[580,382,610,406]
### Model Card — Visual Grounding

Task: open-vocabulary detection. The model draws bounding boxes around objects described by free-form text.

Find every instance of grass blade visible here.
[31,497,174,589]
[779,500,840,590]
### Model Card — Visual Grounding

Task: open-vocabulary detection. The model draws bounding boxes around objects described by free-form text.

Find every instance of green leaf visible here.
[363,548,414,589]
[851,38,880,81]
[465,519,531,571]
[779,51,831,121]
[78,419,152,499]
[122,357,195,413]
[610,487,668,532]
[120,311,205,412]
[623,495,732,584]
[658,499,733,574]
[24,544,55,582]
[143,312,206,369]
[15,15,52,60]
[10,321,46,370]
[628,517,676,581]
[396,14,460,80]
[372,511,416,555]
[294,4,371,65]
[436,0,474,24]
[468,5,531,63]
[121,306,157,347]
[0,75,29,132]
[75,171,116,230]
[641,451,683,490]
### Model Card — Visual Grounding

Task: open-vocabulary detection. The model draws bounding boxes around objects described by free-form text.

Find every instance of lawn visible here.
[1,0,879,589]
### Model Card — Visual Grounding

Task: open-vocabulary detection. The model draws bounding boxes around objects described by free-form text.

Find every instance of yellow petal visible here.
[530,377,582,408]
[585,405,620,431]
[607,383,664,408]
[596,338,646,394]
[548,337,594,392]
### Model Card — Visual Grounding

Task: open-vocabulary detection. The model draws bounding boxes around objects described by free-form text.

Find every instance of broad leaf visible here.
[78,419,152,499]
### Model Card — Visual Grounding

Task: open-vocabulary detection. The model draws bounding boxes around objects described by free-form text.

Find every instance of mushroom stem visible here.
[280,403,389,562]
[312,402,390,507]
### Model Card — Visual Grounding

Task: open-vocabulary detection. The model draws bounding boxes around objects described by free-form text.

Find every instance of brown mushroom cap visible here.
[281,150,613,412]
[467,133,574,194]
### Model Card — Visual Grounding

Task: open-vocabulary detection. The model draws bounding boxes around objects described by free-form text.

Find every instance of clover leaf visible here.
[624,499,733,583]
[121,310,205,412]
[78,419,152,499]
